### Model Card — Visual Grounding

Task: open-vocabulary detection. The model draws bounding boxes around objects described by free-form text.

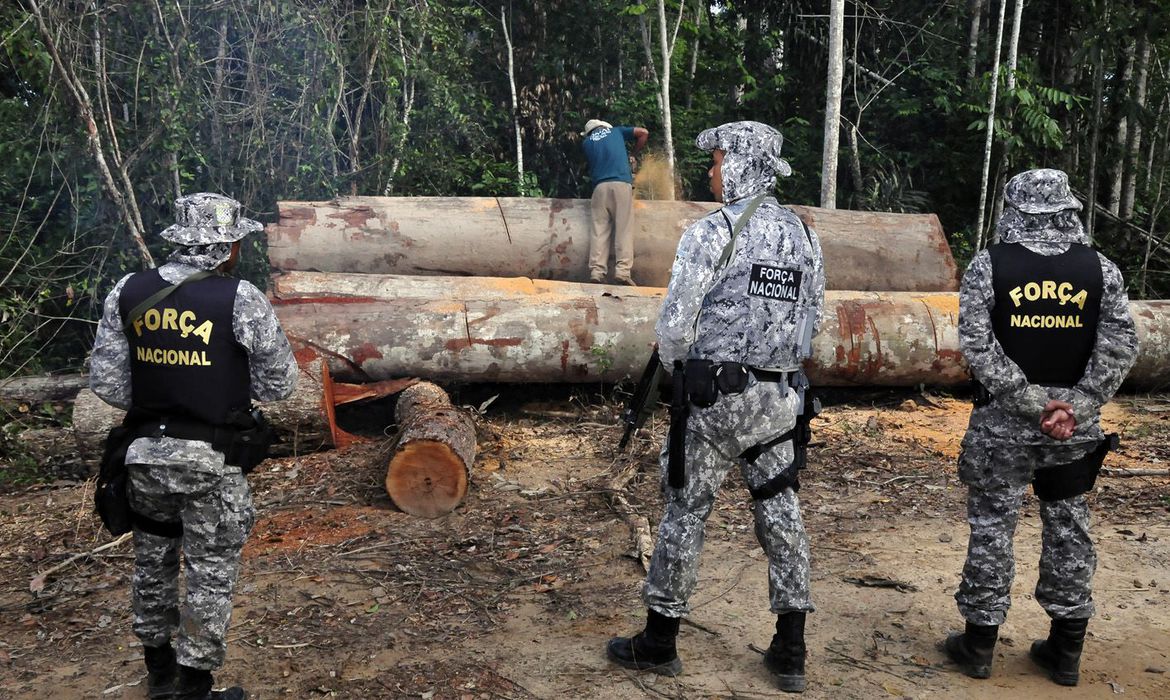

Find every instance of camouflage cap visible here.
[1004,168,1082,215]
[159,193,262,245]
[695,120,792,177]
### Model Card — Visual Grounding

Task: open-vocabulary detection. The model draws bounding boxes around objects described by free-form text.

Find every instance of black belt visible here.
[750,368,793,385]
[133,412,233,446]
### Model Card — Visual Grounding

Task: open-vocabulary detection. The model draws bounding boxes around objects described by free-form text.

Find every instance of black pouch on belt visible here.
[1032,434,1118,502]
[214,408,275,474]
[685,359,718,408]
[715,362,750,395]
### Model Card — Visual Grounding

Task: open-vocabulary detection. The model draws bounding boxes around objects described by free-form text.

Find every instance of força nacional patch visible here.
[748,264,802,301]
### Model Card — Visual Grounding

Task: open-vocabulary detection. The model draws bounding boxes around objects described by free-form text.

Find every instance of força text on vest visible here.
[1007,280,1089,329]
[131,308,214,366]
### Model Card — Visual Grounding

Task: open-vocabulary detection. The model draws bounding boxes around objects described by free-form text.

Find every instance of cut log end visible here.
[386,439,469,518]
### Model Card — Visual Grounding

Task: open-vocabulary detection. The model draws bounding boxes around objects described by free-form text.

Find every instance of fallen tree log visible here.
[386,381,476,518]
[268,196,959,292]
[0,374,89,403]
[273,272,1170,389]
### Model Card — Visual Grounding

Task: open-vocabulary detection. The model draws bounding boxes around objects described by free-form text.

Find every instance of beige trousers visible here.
[589,181,634,281]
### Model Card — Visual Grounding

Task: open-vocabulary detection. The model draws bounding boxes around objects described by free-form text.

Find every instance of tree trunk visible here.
[1121,28,1151,220]
[656,0,681,199]
[501,5,524,193]
[1109,37,1136,216]
[385,382,476,518]
[991,0,1025,233]
[820,0,845,209]
[1086,38,1106,243]
[847,125,864,201]
[974,0,1008,251]
[267,197,960,291]
[0,374,91,403]
[964,0,985,85]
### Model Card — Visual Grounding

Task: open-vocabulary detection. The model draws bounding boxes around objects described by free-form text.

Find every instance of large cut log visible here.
[273,272,1170,389]
[386,382,476,518]
[268,196,959,292]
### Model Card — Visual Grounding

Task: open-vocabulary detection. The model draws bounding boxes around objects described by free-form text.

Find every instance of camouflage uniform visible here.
[955,170,1138,627]
[90,193,298,671]
[644,121,826,618]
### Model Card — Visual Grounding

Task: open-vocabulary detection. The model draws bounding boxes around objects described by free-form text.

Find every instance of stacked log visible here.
[385,382,477,518]
[273,272,1170,389]
[267,196,960,292]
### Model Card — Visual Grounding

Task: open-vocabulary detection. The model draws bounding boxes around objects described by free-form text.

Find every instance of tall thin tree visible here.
[501,4,524,193]
[974,0,1008,251]
[821,0,845,209]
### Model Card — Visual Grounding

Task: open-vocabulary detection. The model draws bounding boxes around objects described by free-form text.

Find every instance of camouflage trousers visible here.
[955,444,1097,626]
[128,463,255,670]
[643,378,813,618]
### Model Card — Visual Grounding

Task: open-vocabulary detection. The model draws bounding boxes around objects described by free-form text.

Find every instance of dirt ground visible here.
[1,388,1169,699]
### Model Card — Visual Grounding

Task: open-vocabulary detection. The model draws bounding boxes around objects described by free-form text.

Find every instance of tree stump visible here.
[386,382,476,518]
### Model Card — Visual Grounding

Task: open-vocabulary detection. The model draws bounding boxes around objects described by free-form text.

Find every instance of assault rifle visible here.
[618,348,666,450]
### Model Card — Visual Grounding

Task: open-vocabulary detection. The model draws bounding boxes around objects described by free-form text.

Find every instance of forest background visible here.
[2,0,1170,378]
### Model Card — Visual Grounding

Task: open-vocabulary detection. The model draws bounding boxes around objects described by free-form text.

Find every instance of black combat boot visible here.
[143,644,177,699]
[172,665,246,700]
[764,611,807,693]
[606,609,683,676]
[1029,617,1089,686]
[943,622,999,679]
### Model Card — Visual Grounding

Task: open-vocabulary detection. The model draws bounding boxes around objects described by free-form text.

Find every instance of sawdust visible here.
[633,151,678,201]
[245,504,382,556]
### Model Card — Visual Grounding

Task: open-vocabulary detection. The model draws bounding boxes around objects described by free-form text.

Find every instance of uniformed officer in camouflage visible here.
[91,193,298,700]
[607,121,825,693]
[943,170,1138,686]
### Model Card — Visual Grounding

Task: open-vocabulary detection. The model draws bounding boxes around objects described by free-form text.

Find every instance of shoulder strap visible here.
[715,192,768,273]
[122,270,215,334]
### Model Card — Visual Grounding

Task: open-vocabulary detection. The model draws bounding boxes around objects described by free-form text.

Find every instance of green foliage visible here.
[3,0,1170,378]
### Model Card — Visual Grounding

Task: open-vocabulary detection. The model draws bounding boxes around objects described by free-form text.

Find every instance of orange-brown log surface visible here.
[274,272,1170,389]
[268,196,959,292]
[386,382,476,518]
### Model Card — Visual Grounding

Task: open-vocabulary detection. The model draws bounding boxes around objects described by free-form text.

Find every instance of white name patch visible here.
[748,264,802,301]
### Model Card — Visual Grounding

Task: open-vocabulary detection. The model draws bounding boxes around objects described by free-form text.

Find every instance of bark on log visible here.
[273,272,1170,389]
[386,381,476,518]
[267,196,959,292]
[0,374,89,403]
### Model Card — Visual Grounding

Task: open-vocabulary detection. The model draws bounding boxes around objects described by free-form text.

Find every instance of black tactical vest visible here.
[119,270,250,424]
[989,242,1102,387]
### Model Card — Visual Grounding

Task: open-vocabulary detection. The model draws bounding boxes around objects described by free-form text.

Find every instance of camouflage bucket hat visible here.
[1004,168,1082,215]
[695,120,792,177]
[159,193,263,245]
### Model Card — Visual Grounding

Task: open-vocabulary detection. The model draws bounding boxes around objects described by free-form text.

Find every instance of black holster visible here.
[215,408,275,474]
[667,361,689,489]
[741,373,820,501]
[1032,434,1118,502]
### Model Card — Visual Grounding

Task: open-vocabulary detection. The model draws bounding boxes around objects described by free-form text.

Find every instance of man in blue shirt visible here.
[581,119,649,284]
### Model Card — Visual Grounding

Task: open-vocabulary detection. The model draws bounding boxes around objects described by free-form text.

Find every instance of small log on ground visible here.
[386,382,477,518]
